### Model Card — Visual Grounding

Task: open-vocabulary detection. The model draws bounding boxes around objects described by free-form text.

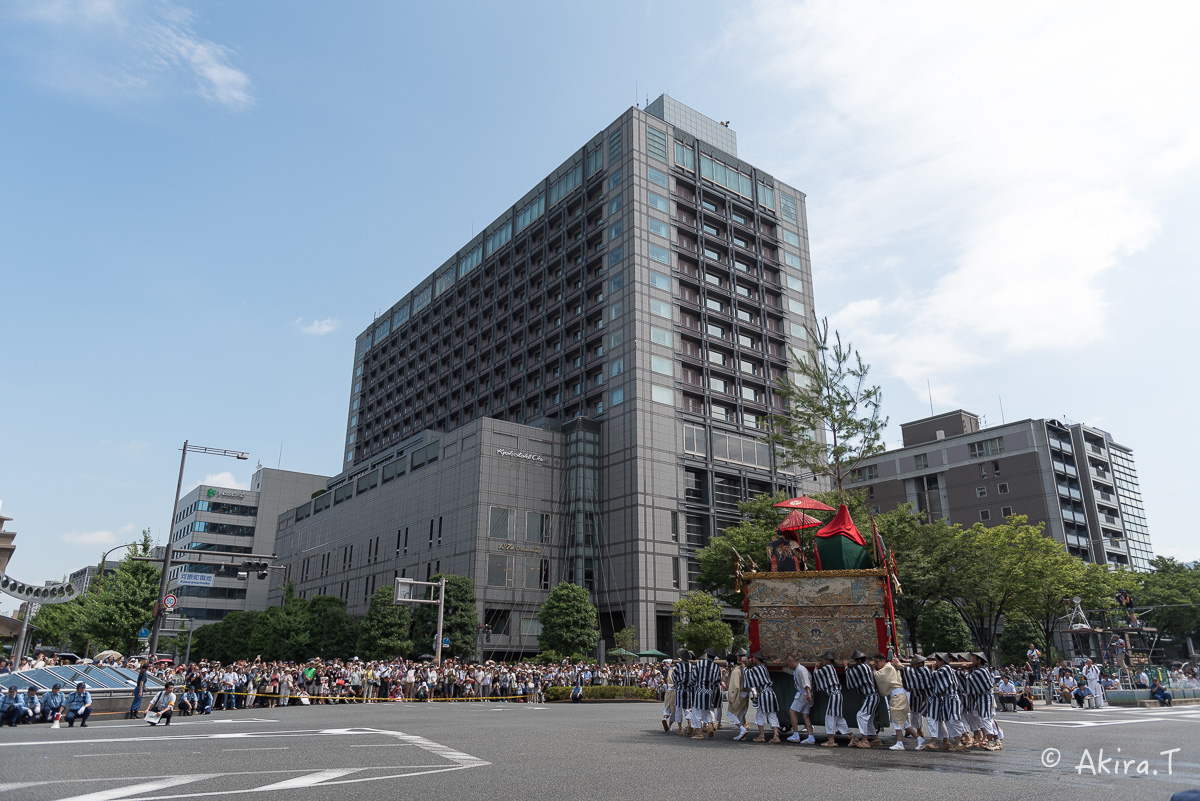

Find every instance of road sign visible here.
[162,594,178,610]
[443,637,450,646]
[138,627,150,638]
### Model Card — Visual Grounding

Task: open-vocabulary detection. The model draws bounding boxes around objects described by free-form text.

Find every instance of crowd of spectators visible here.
[125,656,674,711]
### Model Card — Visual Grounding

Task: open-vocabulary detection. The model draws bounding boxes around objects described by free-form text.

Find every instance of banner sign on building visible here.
[175,572,214,587]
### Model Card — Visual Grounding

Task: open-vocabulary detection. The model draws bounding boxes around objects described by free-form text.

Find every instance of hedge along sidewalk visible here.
[544,687,660,703]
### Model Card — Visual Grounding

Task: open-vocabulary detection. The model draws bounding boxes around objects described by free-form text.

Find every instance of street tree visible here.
[357,585,412,660]
[309,595,359,659]
[937,516,1067,661]
[672,591,733,655]
[248,581,313,661]
[916,600,973,654]
[695,490,789,606]
[1137,557,1200,641]
[996,616,1043,668]
[537,582,600,657]
[70,530,161,655]
[613,626,638,659]
[768,318,887,503]
[411,574,477,658]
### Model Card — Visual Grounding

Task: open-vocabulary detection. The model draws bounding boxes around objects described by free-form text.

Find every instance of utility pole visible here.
[148,441,247,658]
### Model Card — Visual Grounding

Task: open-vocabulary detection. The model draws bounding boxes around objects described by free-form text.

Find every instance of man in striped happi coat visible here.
[895,653,932,750]
[843,650,882,748]
[688,649,724,739]
[671,650,694,735]
[964,652,1001,750]
[742,651,781,743]
[928,653,967,751]
[812,649,851,747]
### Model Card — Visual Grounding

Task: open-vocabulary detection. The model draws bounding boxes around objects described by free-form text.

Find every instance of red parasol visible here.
[778,510,823,531]
[772,496,835,512]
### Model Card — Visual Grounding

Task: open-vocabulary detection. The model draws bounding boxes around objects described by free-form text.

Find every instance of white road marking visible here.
[1,727,491,800]
[73,753,156,758]
[252,769,362,791]
[55,776,215,801]
[98,718,278,729]
[221,747,287,752]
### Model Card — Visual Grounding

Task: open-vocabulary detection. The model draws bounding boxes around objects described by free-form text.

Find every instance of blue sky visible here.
[2,0,1198,596]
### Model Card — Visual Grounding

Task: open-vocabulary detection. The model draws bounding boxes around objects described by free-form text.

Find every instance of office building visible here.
[845,410,1154,569]
[169,467,327,622]
[271,96,823,656]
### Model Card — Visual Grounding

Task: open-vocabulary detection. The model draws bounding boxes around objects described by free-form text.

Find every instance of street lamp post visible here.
[184,617,195,666]
[93,542,138,591]
[147,440,248,658]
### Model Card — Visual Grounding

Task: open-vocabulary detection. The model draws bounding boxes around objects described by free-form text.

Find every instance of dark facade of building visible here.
[271,96,823,656]
[848,410,1153,570]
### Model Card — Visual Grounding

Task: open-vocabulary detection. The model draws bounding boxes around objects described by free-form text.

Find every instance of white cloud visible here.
[726,0,1200,403]
[61,529,118,546]
[300,317,340,336]
[188,471,250,492]
[6,0,254,110]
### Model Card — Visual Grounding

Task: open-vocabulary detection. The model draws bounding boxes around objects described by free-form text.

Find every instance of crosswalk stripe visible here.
[54,776,215,801]
[250,770,362,791]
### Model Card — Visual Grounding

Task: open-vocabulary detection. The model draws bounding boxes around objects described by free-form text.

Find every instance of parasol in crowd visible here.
[772,496,835,512]
[637,649,670,659]
[94,650,123,663]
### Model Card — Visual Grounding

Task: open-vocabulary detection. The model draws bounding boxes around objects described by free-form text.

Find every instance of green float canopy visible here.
[813,504,872,570]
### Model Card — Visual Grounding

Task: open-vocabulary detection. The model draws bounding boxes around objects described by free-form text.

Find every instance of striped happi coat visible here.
[965,668,996,717]
[927,664,964,722]
[671,661,693,711]
[844,661,878,724]
[690,658,724,711]
[813,663,844,719]
[901,664,935,715]
[743,663,779,714]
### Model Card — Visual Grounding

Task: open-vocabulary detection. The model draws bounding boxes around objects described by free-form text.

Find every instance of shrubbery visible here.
[544,685,657,702]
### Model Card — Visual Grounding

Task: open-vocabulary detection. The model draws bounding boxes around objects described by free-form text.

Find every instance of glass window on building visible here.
[487,554,513,587]
[526,511,550,543]
[489,507,515,539]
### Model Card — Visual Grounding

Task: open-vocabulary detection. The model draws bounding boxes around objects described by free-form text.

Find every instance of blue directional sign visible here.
[138,627,150,638]
[442,637,450,646]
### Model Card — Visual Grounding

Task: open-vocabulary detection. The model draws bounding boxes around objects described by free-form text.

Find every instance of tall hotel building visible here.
[272,97,823,657]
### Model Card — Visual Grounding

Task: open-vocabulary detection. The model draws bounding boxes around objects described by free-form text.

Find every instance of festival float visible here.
[738,496,902,666]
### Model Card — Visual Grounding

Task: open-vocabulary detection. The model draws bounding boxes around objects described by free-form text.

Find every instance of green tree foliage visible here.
[190,610,261,664]
[876,506,958,652]
[916,600,973,654]
[1137,557,1200,641]
[767,318,887,502]
[247,581,313,661]
[31,530,161,656]
[29,595,79,653]
[996,616,1043,669]
[695,490,789,606]
[357,586,412,660]
[309,595,359,659]
[613,626,638,659]
[672,591,733,654]
[411,574,477,659]
[537,582,600,657]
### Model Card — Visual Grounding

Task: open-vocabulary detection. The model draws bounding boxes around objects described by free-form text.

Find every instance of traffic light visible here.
[240,560,272,580]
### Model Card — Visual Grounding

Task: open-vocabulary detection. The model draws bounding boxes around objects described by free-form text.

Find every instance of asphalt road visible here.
[1,699,1198,801]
